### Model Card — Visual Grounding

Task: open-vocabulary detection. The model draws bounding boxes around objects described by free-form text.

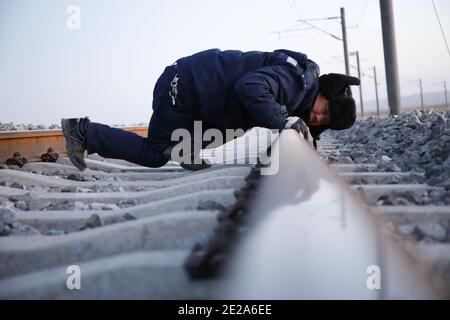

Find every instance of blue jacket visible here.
[175,48,320,131]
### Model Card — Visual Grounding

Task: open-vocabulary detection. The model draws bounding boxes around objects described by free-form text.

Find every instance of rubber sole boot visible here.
[61,118,88,171]
[180,160,212,171]
[164,145,212,171]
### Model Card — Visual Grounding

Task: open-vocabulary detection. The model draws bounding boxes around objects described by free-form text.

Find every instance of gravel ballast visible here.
[328,109,450,204]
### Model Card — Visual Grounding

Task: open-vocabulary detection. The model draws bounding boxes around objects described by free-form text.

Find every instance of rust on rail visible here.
[0,127,148,164]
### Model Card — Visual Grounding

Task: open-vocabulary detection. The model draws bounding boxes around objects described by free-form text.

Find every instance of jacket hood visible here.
[274,49,309,67]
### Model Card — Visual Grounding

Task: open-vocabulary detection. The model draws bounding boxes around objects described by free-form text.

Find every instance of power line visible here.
[355,0,370,27]
[274,6,350,74]
[431,0,450,57]
[289,0,302,20]
[297,17,340,22]
[329,56,382,81]
[300,0,309,14]
[296,18,342,40]
[269,25,315,34]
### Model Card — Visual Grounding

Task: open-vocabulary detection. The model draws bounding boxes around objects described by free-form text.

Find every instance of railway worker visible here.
[61,48,360,171]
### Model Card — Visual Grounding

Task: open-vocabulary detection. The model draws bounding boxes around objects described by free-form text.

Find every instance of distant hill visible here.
[361,91,448,113]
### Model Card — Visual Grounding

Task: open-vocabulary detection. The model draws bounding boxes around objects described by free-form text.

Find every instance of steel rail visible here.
[219,130,442,299]
[0,127,148,163]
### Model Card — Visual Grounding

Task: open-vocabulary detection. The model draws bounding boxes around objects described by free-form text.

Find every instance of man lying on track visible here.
[61,48,360,171]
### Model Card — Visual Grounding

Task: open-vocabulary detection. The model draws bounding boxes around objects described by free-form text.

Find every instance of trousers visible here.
[86,65,195,168]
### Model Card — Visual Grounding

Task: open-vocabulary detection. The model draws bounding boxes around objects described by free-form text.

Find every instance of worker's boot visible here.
[179,154,212,171]
[61,117,90,171]
[163,143,211,171]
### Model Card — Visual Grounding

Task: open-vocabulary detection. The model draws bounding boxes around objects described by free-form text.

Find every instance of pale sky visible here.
[1,0,450,125]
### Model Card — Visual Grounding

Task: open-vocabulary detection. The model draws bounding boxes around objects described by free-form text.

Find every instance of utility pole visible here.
[419,78,424,109]
[373,66,380,117]
[380,0,401,115]
[350,51,364,117]
[340,7,350,76]
[445,81,448,108]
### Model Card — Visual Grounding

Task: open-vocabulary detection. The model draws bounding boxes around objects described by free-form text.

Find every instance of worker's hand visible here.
[283,116,309,140]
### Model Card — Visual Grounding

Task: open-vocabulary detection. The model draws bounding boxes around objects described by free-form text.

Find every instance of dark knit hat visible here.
[319,73,360,130]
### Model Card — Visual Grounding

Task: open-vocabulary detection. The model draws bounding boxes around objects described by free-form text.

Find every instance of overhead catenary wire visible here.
[355,0,370,27]
[296,18,342,40]
[328,56,383,81]
[431,0,450,58]
[274,4,352,74]
[269,25,316,37]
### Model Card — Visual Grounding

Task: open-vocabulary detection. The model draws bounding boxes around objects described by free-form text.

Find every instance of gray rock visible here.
[197,199,226,211]
[89,202,119,210]
[61,186,77,193]
[101,203,119,210]
[89,202,105,210]
[80,214,102,230]
[74,201,89,211]
[428,189,448,202]
[398,224,416,235]
[10,182,24,189]
[1,224,12,236]
[49,186,62,193]
[9,223,40,236]
[90,185,102,193]
[66,173,85,181]
[392,197,411,205]
[328,156,354,164]
[123,213,137,221]
[380,164,401,172]
[0,208,16,225]
[46,229,67,236]
[117,199,137,208]
[29,185,46,193]
[1,200,15,210]
[0,208,39,236]
[14,200,28,210]
[416,223,447,242]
